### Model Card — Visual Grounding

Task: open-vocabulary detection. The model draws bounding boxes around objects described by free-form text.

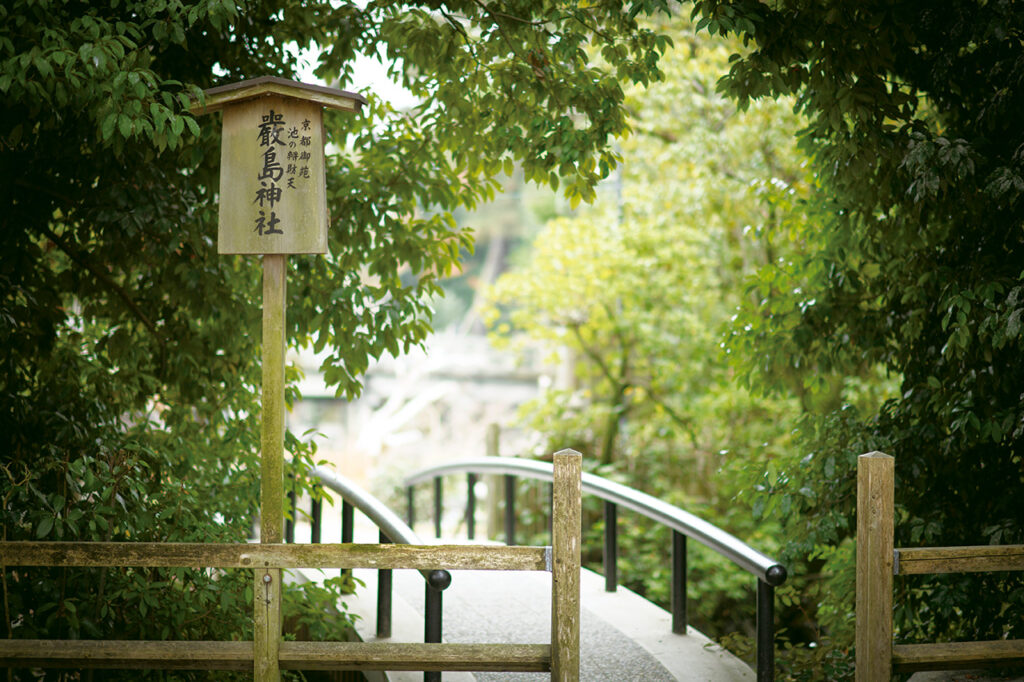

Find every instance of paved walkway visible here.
[340,565,754,681]
[288,502,753,680]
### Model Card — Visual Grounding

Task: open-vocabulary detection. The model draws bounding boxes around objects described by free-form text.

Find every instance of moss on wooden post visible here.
[255,254,287,681]
[856,452,894,682]
[551,448,581,681]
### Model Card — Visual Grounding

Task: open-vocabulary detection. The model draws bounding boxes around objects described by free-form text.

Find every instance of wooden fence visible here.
[0,450,582,680]
[855,452,1024,679]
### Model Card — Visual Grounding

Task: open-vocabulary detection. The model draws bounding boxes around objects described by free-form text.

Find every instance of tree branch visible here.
[567,321,618,385]
[39,225,164,344]
[470,0,533,64]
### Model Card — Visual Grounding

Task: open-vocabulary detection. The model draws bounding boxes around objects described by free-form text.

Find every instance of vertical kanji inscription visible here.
[216,94,329,254]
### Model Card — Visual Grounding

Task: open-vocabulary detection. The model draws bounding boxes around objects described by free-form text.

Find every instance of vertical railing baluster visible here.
[433,476,443,539]
[671,530,687,634]
[310,485,322,544]
[341,499,354,582]
[376,530,392,638]
[756,580,775,682]
[341,500,354,544]
[504,474,516,545]
[603,501,618,592]
[423,569,450,682]
[407,486,415,529]
[467,473,477,540]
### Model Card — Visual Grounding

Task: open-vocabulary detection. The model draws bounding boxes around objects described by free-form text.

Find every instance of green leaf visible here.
[1008,309,1022,337]
[101,113,117,140]
[36,517,54,538]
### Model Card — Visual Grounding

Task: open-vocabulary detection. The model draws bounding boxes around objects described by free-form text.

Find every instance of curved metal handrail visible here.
[405,455,785,681]
[310,465,451,591]
[404,457,785,585]
[314,466,417,545]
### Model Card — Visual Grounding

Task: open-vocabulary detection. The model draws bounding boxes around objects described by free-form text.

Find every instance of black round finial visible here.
[428,569,452,591]
[766,564,788,586]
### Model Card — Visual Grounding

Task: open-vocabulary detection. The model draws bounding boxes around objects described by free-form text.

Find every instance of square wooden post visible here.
[254,253,286,681]
[551,449,581,681]
[856,452,894,681]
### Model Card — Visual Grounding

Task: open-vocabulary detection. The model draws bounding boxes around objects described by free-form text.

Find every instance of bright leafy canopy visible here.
[0,0,669,663]
[486,14,805,505]
[484,13,815,657]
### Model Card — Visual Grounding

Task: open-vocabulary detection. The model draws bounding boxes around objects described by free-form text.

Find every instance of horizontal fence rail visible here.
[405,456,787,682]
[0,541,543,674]
[856,452,1024,678]
[894,544,1024,575]
[0,640,553,673]
[0,541,548,571]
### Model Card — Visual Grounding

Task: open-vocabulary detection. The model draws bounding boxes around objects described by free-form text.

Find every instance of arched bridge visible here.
[288,457,786,681]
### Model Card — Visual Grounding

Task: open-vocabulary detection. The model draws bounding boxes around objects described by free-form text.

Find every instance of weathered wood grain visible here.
[261,253,287,549]
[218,100,328,254]
[0,640,253,670]
[551,449,582,682]
[855,452,894,682]
[258,252,287,682]
[893,639,1024,672]
[895,545,1024,575]
[279,642,551,672]
[254,566,281,681]
[0,640,551,672]
[0,542,549,571]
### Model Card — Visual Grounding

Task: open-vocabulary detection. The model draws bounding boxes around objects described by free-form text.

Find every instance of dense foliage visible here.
[6,0,1022,676]
[0,0,669,676]
[704,0,1024,654]
[490,0,1024,675]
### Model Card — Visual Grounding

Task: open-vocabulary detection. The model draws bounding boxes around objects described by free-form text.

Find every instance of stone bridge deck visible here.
[333,564,754,682]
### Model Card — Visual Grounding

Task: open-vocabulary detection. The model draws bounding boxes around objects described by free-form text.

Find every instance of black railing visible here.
[405,457,787,682]
[285,466,452,682]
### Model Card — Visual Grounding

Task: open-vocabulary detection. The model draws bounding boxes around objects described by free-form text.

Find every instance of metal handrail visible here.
[288,465,451,682]
[405,457,785,583]
[404,456,786,682]
[312,465,428,549]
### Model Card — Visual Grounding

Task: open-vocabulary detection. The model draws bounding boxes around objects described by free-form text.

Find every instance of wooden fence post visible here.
[256,253,286,682]
[551,449,581,681]
[856,452,894,682]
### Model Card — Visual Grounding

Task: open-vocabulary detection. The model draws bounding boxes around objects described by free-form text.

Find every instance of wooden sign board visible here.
[193,77,366,255]
[218,95,327,254]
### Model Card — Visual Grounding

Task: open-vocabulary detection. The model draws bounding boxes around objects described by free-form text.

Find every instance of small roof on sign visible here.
[192,76,367,115]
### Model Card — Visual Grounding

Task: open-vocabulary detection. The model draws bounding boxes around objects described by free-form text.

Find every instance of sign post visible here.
[194,76,365,682]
